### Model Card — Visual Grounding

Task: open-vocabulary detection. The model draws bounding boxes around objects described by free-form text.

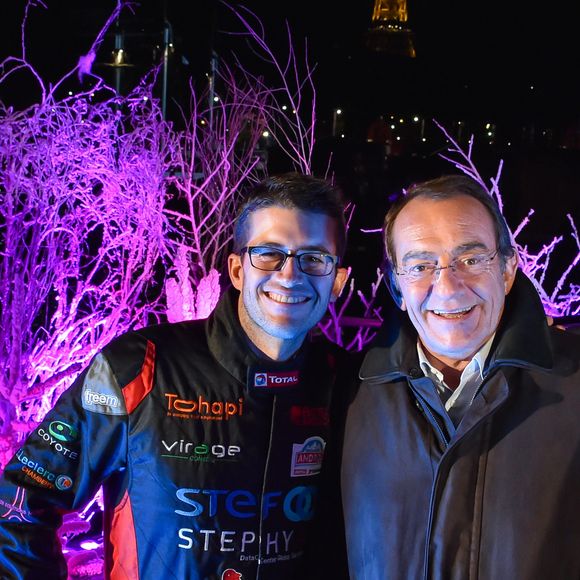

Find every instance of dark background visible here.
[2,0,579,312]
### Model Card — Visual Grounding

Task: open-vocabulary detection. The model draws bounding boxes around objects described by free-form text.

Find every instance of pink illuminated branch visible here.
[434,119,579,317]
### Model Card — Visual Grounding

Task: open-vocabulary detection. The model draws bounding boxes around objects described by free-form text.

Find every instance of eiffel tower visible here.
[366,0,416,58]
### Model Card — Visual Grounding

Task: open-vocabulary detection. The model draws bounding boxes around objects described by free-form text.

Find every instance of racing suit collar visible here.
[206,286,308,392]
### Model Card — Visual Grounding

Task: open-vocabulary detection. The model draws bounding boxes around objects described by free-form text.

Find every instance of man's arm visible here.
[0,352,130,580]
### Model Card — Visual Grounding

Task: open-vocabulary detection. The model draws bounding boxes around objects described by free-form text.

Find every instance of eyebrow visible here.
[400,242,491,264]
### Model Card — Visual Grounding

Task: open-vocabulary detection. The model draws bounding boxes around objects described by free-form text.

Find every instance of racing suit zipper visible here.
[256,394,277,579]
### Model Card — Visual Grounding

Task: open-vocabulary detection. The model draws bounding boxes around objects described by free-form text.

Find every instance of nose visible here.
[276,255,302,282]
[431,263,464,294]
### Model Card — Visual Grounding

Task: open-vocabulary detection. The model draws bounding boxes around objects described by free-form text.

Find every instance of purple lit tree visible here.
[0,4,173,467]
[163,61,269,322]
[436,120,579,317]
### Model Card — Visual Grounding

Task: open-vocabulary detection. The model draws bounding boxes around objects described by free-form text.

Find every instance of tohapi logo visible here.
[165,393,243,420]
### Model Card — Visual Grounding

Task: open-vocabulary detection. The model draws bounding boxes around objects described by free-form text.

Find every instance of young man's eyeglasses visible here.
[241,246,338,277]
[395,249,500,283]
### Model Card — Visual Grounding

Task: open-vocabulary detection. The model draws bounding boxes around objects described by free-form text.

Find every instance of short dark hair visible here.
[383,174,516,296]
[232,172,347,257]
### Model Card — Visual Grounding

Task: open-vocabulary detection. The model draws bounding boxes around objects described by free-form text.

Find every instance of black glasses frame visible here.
[240,246,338,277]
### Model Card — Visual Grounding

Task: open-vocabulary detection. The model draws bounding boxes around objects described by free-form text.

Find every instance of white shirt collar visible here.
[416,334,496,417]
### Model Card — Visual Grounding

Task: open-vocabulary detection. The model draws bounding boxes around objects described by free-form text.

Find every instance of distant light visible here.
[390,124,395,130]
[390,115,394,120]
[213,96,220,102]
[396,136,401,141]
[200,119,206,125]
[421,137,426,142]
[457,121,462,126]
[530,85,534,90]
[262,131,270,138]
[292,109,297,114]
[507,142,512,146]
[413,116,419,122]
[336,109,342,115]
[485,123,491,130]
[68,91,73,96]
[143,96,148,101]
[282,105,287,111]
[340,133,345,138]
[487,131,493,136]
[398,118,404,123]
[80,540,100,550]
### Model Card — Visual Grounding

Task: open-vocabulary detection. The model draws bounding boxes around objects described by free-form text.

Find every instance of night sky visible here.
[4,0,580,122]
[2,0,579,293]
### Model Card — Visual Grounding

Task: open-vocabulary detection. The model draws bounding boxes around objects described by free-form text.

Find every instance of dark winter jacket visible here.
[342,271,580,580]
[0,287,346,580]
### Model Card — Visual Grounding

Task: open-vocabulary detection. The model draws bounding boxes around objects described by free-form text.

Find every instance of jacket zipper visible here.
[257,395,277,579]
[413,395,450,450]
[421,370,510,579]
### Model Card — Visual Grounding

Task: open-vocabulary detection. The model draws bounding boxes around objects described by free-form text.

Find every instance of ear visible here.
[503,252,518,295]
[329,266,349,303]
[228,253,244,291]
[384,262,406,310]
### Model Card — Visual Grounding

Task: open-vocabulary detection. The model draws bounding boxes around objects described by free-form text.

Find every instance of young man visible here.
[342,174,580,579]
[0,173,349,579]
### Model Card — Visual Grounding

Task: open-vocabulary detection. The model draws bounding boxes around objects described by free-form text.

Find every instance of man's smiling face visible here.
[228,206,347,359]
[392,194,517,370]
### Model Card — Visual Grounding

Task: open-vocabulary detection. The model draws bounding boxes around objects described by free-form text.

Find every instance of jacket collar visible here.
[360,270,553,382]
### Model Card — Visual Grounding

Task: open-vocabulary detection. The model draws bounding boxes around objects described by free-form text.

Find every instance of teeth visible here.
[432,306,473,317]
[267,292,307,304]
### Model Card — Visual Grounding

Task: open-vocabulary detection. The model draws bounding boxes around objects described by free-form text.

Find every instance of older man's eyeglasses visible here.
[241,246,338,276]
[395,249,500,283]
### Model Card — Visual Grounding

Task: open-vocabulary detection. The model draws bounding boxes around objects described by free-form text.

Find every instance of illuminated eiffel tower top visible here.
[366,0,416,57]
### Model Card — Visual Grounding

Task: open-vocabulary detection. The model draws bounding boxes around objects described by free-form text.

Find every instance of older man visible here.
[342,174,580,579]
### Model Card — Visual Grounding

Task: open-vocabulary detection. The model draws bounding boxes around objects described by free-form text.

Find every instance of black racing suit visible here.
[0,287,346,579]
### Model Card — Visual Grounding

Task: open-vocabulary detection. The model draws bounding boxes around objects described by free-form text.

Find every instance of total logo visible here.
[222,569,242,580]
[253,371,299,388]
